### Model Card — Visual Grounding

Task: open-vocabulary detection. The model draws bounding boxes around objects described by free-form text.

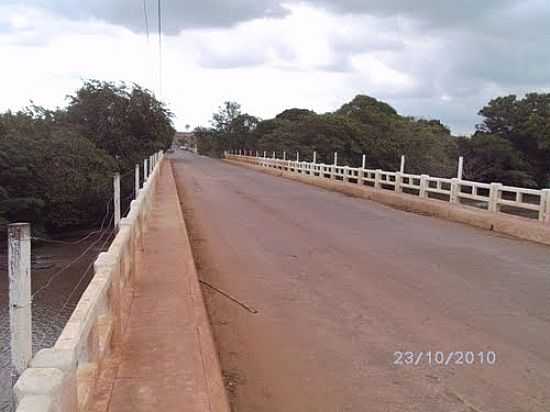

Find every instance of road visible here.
[171,152,550,412]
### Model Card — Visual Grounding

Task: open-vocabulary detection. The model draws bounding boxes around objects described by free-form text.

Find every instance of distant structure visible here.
[174,131,196,146]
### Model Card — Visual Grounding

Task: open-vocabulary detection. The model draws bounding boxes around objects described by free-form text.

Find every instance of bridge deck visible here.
[89,160,229,412]
[172,152,550,412]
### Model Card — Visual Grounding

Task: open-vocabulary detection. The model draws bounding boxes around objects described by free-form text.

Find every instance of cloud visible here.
[308,0,518,28]
[1,1,550,136]
[3,0,288,34]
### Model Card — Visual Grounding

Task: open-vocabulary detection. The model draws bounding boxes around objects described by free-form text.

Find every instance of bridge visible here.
[11,151,550,412]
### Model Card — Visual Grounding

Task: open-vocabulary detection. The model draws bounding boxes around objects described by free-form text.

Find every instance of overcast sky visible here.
[1,1,549,135]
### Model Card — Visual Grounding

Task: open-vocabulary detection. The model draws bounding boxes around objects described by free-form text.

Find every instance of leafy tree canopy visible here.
[197,92,550,189]
[0,80,175,234]
[476,93,550,186]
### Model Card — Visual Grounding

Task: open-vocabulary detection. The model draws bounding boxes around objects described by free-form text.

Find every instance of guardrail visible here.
[13,151,164,412]
[229,154,550,224]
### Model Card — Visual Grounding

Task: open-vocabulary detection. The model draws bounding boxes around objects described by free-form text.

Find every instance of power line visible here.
[25,198,114,305]
[143,0,150,40]
[157,0,163,98]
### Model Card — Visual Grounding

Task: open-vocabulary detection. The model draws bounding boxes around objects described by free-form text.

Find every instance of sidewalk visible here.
[89,160,229,412]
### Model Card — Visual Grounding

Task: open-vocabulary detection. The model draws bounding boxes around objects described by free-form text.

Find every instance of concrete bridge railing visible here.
[226,153,550,246]
[13,152,164,412]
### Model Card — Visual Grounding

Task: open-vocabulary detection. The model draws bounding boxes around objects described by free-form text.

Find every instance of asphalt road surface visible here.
[171,151,550,412]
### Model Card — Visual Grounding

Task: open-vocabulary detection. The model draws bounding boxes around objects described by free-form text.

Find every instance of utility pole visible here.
[113,173,121,230]
[135,164,140,198]
[8,223,32,376]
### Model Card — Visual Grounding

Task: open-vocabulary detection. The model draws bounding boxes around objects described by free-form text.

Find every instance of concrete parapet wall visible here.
[225,157,550,246]
[14,152,165,412]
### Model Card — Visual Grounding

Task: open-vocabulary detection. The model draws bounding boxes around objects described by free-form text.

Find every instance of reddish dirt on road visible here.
[172,152,550,412]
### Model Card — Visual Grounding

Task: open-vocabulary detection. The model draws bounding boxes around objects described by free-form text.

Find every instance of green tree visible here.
[0,80,175,234]
[64,80,175,172]
[0,110,115,232]
[478,93,550,187]
[211,101,242,133]
[457,134,534,187]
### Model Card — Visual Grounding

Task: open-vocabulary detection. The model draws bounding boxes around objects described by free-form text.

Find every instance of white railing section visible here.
[229,153,550,224]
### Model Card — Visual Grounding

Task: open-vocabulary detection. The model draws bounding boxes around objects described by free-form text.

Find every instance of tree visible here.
[457,134,534,187]
[211,101,242,133]
[0,79,175,234]
[64,80,175,172]
[477,93,550,187]
[196,102,260,157]
[0,110,116,233]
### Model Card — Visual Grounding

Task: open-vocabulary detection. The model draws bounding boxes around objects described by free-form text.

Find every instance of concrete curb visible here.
[224,158,550,247]
[168,161,231,412]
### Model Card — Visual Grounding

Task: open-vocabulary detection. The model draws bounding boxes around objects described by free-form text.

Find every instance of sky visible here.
[1,1,549,135]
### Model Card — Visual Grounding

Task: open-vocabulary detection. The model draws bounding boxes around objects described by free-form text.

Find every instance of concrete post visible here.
[450,178,459,204]
[334,152,338,166]
[400,155,405,173]
[395,172,402,193]
[296,152,300,162]
[420,175,429,198]
[144,159,149,182]
[457,156,464,180]
[283,151,286,160]
[489,183,502,213]
[539,189,550,223]
[8,223,32,375]
[375,169,382,189]
[313,151,317,164]
[357,154,366,186]
[272,151,275,159]
[134,164,140,198]
[343,166,349,183]
[114,173,121,229]
[264,151,267,158]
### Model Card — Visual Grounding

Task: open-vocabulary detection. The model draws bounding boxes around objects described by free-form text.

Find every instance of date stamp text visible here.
[393,351,496,367]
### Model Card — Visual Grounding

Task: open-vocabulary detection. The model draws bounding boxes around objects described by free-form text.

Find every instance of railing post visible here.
[343,166,349,183]
[400,155,405,173]
[114,173,121,229]
[395,172,402,193]
[313,151,317,164]
[296,152,300,162]
[8,223,32,376]
[357,154,365,186]
[144,158,148,181]
[283,151,286,161]
[489,183,502,213]
[264,151,267,158]
[135,164,140,198]
[450,178,459,204]
[420,175,429,198]
[457,156,464,180]
[540,189,550,223]
[375,169,382,189]
[272,151,275,159]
